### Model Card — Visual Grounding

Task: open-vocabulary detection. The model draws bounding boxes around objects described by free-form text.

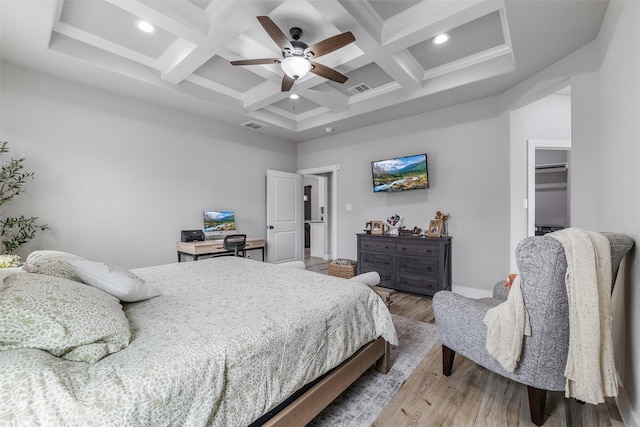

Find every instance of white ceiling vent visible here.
[241,121,267,130]
[347,83,372,95]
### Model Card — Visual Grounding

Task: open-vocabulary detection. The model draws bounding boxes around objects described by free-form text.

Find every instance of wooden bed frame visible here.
[260,337,391,426]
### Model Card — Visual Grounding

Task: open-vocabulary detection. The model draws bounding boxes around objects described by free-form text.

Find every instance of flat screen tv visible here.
[203,211,237,238]
[371,153,429,193]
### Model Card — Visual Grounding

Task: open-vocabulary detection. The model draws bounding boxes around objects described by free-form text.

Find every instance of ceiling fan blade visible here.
[230,58,280,66]
[281,74,295,92]
[305,32,355,59]
[310,62,348,84]
[257,16,293,51]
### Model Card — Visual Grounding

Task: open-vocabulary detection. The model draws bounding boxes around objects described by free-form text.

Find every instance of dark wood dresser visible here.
[356,233,452,296]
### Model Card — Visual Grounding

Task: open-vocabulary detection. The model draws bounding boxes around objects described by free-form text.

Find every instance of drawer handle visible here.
[427,250,433,253]
[384,245,390,249]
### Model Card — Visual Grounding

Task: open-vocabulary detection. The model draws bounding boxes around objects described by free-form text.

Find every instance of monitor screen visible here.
[203,211,237,236]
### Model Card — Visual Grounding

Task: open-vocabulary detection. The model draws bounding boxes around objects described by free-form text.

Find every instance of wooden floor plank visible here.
[304,255,622,426]
[474,369,526,426]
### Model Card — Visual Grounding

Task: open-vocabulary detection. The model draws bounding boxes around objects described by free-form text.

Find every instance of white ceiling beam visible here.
[158,38,198,78]
[422,44,512,81]
[159,1,285,85]
[105,0,208,42]
[335,0,383,44]
[381,0,499,48]
[317,0,421,91]
[302,85,349,113]
[52,21,158,69]
[243,80,290,111]
[185,74,243,100]
[247,109,297,132]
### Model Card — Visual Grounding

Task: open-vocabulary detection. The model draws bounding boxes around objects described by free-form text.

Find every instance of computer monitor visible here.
[203,211,237,239]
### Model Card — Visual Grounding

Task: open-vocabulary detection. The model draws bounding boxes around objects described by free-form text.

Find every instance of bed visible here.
[0,254,398,426]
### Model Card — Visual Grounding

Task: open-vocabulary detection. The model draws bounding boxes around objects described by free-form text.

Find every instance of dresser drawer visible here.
[360,251,395,270]
[397,273,438,295]
[358,258,394,287]
[396,240,439,258]
[359,238,396,253]
[377,271,395,288]
[397,257,438,275]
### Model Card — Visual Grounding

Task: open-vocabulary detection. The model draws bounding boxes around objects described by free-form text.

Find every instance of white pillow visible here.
[69,260,161,303]
[350,271,381,286]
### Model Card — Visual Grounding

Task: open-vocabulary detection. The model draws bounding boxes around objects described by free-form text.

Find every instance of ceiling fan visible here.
[230,16,355,92]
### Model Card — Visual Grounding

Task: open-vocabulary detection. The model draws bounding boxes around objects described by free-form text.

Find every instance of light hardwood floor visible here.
[304,253,623,427]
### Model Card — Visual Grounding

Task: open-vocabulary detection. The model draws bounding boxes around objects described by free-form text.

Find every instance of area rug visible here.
[309,315,440,426]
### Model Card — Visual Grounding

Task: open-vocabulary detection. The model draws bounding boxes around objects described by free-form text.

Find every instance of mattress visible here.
[0,257,397,426]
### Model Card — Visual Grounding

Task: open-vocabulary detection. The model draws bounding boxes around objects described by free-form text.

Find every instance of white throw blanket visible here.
[550,229,617,404]
[483,228,617,404]
[483,274,531,372]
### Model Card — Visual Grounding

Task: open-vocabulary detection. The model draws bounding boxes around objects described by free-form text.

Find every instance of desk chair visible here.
[223,234,247,257]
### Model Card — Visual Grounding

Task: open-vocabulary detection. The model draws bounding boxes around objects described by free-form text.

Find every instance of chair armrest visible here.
[493,280,510,300]
[433,291,502,351]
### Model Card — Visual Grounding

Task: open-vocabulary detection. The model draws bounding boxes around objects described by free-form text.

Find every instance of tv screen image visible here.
[371,153,429,193]
[203,211,236,234]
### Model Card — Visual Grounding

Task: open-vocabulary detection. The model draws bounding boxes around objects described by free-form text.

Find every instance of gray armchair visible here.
[433,232,634,426]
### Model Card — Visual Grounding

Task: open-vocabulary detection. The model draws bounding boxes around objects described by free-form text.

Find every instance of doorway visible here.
[297,165,339,262]
[527,140,571,236]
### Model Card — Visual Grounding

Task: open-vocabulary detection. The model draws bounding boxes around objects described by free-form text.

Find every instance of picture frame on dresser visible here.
[371,220,384,235]
[427,219,442,237]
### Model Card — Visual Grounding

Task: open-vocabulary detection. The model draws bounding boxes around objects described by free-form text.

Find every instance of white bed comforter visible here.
[0,257,397,426]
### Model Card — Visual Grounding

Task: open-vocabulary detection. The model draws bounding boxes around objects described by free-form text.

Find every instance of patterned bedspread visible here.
[0,257,397,426]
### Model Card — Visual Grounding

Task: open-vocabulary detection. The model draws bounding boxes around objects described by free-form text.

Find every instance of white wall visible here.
[298,97,511,297]
[1,63,296,268]
[508,94,571,268]
[571,1,640,424]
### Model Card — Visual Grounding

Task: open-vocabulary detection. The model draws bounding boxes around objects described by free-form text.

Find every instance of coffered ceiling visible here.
[0,0,607,142]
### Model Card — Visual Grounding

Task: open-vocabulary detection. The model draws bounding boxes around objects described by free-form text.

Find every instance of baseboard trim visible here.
[617,383,639,427]
[451,284,492,299]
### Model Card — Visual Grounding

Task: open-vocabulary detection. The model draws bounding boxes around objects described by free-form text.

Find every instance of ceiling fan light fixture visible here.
[432,33,450,45]
[281,56,312,80]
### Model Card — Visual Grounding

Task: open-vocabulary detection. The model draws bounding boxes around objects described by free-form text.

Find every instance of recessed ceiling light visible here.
[289,93,300,100]
[432,33,450,45]
[136,20,155,34]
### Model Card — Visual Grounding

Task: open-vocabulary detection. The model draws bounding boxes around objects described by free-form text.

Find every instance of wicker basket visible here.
[328,259,357,279]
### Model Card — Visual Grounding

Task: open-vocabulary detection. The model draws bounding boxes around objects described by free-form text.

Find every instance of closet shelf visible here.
[535,162,567,173]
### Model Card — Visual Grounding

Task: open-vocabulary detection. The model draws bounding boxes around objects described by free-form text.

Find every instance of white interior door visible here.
[266,170,303,263]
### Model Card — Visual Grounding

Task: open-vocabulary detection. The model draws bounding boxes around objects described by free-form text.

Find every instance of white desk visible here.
[176,238,266,262]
